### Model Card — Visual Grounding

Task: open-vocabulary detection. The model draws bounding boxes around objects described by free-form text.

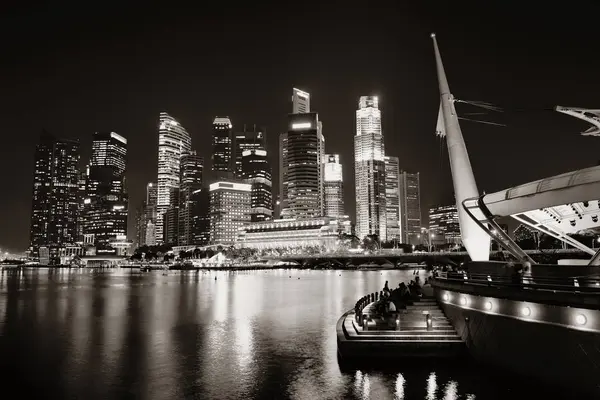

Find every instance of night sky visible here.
[1,3,599,251]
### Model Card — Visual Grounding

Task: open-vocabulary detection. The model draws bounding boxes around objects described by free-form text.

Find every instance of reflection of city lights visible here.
[426,372,437,400]
[362,374,370,399]
[444,381,458,400]
[395,373,405,399]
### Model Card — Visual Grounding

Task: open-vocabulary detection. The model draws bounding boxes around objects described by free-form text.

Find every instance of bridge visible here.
[270,249,588,268]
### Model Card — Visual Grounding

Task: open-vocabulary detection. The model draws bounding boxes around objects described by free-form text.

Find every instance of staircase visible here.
[337,296,465,359]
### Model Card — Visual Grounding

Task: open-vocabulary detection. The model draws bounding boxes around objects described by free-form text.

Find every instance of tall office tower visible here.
[76,169,87,239]
[233,124,266,178]
[163,188,180,245]
[156,112,191,244]
[384,156,401,241]
[29,131,80,256]
[83,131,128,245]
[292,88,310,113]
[178,151,204,245]
[278,133,288,219]
[429,204,460,245]
[242,149,273,222]
[354,96,386,240]
[323,154,344,219]
[209,182,251,245]
[280,112,324,219]
[212,117,234,179]
[135,182,158,247]
[399,171,422,245]
[190,189,210,245]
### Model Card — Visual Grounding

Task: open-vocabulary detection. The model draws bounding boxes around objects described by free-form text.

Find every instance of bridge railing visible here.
[438,271,600,293]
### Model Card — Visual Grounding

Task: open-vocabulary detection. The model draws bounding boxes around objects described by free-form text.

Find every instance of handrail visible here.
[442,271,600,289]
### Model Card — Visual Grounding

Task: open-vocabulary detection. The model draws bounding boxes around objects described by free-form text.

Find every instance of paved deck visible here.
[337,297,465,360]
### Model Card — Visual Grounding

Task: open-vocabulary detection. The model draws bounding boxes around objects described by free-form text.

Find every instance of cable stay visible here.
[457,117,507,127]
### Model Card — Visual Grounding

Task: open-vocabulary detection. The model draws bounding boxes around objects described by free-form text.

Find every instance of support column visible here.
[431,33,491,261]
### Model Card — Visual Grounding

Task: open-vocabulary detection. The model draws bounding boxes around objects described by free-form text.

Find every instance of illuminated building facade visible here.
[399,171,422,245]
[29,131,80,257]
[280,112,324,219]
[212,117,234,179]
[323,154,344,219]
[238,217,351,251]
[292,88,310,114]
[233,124,266,179]
[82,131,128,246]
[209,181,251,245]
[156,112,191,243]
[354,95,386,240]
[135,182,158,247]
[429,204,460,245]
[384,156,401,241]
[242,149,273,222]
[178,151,204,245]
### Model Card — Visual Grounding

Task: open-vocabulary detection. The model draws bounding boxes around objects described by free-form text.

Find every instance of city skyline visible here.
[1,5,599,250]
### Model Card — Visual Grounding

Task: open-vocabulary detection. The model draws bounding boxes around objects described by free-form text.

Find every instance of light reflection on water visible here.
[0,268,573,399]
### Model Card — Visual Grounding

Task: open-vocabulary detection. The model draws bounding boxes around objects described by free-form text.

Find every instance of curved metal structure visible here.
[555,106,600,136]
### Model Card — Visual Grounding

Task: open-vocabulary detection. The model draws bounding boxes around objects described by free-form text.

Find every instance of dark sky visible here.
[1,2,599,251]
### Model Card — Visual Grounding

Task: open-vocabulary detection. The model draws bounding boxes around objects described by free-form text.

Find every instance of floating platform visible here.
[337,297,466,361]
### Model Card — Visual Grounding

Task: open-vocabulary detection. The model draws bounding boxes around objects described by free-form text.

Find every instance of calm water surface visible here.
[0,268,572,399]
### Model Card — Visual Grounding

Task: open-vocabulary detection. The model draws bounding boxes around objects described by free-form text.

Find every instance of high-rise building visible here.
[292,88,310,114]
[280,112,324,219]
[29,131,80,256]
[163,187,180,245]
[242,149,273,222]
[209,181,251,245]
[354,96,386,240]
[136,182,158,247]
[82,131,128,246]
[212,117,234,179]
[233,124,266,179]
[178,151,203,245]
[156,112,191,244]
[323,154,344,219]
[190,188,210,245]
[278,132,288,219]
[429,204,460,245]
[399,171,422,245]
[384,156,401,241]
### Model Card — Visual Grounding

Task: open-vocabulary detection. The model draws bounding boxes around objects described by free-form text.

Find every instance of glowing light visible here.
[575,314,587,326]
[395,373,405,399]
[209,182,252,192]
[291,122,312,129]
[426,372,437,400]
[460,297,468,306]
[484,301,492,311]
[443,293,449,302]
[521,306,531,317]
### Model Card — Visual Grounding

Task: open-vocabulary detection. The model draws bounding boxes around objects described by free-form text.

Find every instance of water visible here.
[0,268,573,399]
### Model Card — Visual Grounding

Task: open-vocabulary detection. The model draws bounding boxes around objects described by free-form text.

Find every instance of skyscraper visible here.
[233,124,266,179]
[209,181,251,245]
[323,154,344,219]
[429,204,460,245]
[292,88,310,113]
[156,112,191,244]
[82,131,128,246]
[29,131,80,256]
[212,117,234,179]
[384,156,401,241]
[242,149,273,222]
[136,182,157,247]
[281,112,324,219]
[399,171,422,245]
[178,151,203,245]
[354,96,386,240]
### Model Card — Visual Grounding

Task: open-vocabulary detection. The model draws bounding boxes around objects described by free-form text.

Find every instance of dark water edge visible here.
[0,268,589,399]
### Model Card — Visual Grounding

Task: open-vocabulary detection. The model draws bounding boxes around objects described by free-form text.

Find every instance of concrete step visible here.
[352,334,462,341]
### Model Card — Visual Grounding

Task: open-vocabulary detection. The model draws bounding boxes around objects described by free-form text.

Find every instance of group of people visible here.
[373,276,433,315]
